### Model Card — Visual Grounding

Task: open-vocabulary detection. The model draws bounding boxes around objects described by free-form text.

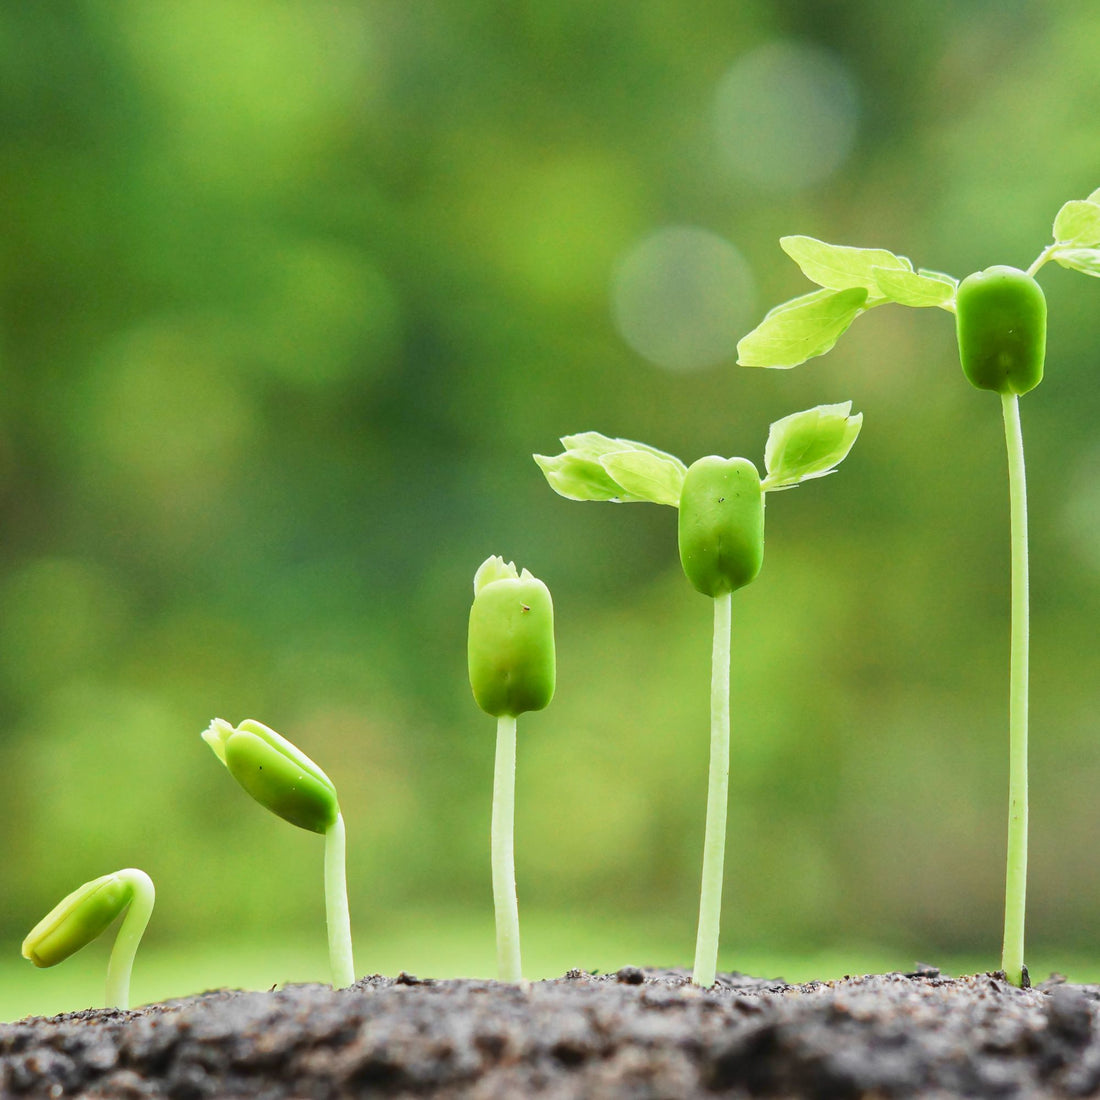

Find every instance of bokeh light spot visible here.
[611,226,755,372]
[713,40,859,192]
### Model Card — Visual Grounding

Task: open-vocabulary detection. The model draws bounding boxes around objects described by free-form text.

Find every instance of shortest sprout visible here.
[23,868,155,1010]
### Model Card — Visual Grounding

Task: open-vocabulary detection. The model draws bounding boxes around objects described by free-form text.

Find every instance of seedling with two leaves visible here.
[535,402,862,986]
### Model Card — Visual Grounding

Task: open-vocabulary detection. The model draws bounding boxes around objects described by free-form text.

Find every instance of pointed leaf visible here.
[780,235,912,296]
[736,287,868,368]
[1088,186,1100,204]
[917,267,959,288]
[1054,248,1100,278]
[1053,200,1100,247]
[761,285,835,319]
[534,451,627,502]
[537,434,686,504]
[559,432,686,472]
[871,266,956,308]
[599,450,684,507]
[762,402,863,491]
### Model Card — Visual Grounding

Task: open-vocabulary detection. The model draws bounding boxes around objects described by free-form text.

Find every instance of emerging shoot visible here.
[535,405,862,987]
[22,867,155,1010]
[735,186,1100,984]
[202,718,355,989]
[468,555,556,982]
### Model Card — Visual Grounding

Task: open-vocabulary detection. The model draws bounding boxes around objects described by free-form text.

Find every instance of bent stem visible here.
[324,813,356,988]
[105,870,155,1010]
[492,714,522,982]
[693,590,732,987]
[1000,394,1030,986]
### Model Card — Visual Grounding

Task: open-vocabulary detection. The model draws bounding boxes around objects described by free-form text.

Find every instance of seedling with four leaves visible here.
[535,402,862,986]
[735,185,1100,986]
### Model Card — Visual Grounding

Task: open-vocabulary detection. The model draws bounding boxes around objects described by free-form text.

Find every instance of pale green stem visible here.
[1026,245,1057,278]
[324,812,356,988]
[693,590,732,987]
[1000,393,1030,986]
[105,869,155,1010]
[492,714,522,982]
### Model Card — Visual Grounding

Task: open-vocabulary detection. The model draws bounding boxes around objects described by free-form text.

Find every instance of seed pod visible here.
[678,457,765,597]
[23,871,136,968]
[956,265,1046,396]
[468,557,555,718]
[203,718,339,834]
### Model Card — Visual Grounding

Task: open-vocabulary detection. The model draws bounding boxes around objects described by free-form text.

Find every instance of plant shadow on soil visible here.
[3,965,1100,1098]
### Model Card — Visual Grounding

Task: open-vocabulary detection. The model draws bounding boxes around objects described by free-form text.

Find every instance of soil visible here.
[2,965,1099,1099]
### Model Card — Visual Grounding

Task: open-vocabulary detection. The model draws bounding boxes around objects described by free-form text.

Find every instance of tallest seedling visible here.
[736,186,1100,985]
[535,403,862,986]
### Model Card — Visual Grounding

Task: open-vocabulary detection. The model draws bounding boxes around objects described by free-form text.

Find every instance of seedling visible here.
[467,556,556,982]
[202,718,355,988]
[735,186,1100,986]
[535,404,862,986]
[22,867,155,1010]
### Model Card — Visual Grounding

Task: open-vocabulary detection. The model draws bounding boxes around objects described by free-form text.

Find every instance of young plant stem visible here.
[492,714,522,982]
[104,870,155,1010]
[1000,393,1030,987]
[324,813,356,988]
[693,590,732,987]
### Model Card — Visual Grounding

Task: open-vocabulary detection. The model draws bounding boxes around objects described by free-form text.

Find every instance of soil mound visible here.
[3,967,1098,1098]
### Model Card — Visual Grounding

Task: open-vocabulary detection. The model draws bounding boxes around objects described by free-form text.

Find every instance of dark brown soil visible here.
[2,966,1099,1098]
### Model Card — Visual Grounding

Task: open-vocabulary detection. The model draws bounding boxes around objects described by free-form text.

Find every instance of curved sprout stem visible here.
[105,869,155,1010]
[1000,394,1030,986]
[492,714,522,982]
[324,812,356,988]
[693,590,732,987]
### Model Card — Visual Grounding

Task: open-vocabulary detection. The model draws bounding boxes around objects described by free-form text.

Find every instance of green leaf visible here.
[600,450,685,507]
[1086,186,1100,205]
[780,235,912,296]
[917,268,959,287]
[762,401,863,491]
[736,287,868,368]
[536,434,686,503]
[1053,248,1100,278]
[559,432,686,471]
[871,266,956,308]
[533,451,625,502]
[1053,200,1100,247]
[473,554,521,595]
[761,285,835,318]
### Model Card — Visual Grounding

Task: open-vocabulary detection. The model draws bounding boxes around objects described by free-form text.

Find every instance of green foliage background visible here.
[2,2,1099,1015]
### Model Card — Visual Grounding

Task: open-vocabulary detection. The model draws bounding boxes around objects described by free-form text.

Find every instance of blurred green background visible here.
[3,2,1100,1020]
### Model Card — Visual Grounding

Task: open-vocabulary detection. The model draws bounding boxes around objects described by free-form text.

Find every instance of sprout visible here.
[202,718,355,988]
[734,188,1100,985]
[535,404,861,987]
[22,868,155,1010]
[468,556,556,982]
